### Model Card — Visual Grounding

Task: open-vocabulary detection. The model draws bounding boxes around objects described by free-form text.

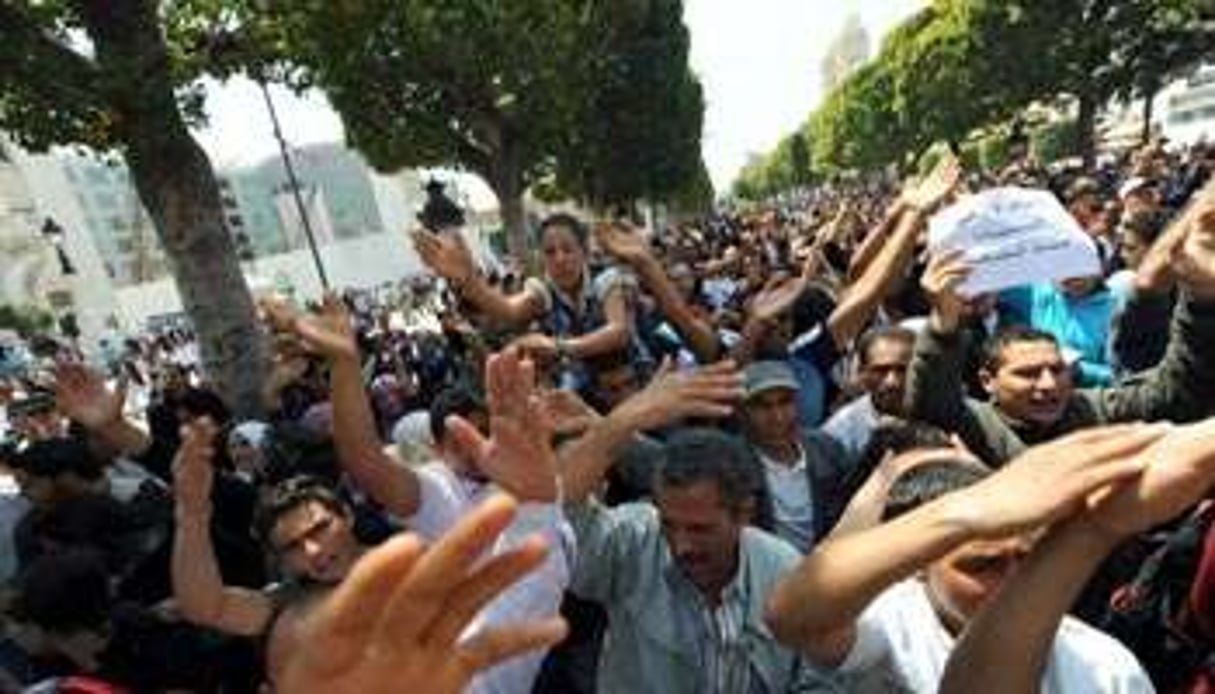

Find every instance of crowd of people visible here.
[0,138,1213,693]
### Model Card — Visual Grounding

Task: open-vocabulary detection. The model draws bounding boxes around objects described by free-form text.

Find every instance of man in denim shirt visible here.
[566,427,828,693]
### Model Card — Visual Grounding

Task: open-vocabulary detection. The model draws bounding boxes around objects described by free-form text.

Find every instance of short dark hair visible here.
[882,459,990,522]
[14,436,107,481]
[254,476,349,545]
[1120,209,1168,246]
[983,325,1059,371]
[856,326,916,367]
[538,213,589,250]
[428,385,486,444]
[177,387,233,426]
[856,419,953,478]
[653,428,756,514]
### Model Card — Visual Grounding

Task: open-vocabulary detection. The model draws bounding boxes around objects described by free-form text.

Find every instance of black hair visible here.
[856,326,916,367]
[15,547,112,634]
[855,420,954,480]
[427,385,486,443]
[882,459,990,522]
[538,213,589,250]
[982,325,1060,371]
[1120,209,1169,246]
[14,436,107,481]
[653,428,757,514]
[177,387,233,426]
[254,475,349,545]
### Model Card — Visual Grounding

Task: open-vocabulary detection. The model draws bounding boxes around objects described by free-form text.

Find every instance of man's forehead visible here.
[1001,340,1061,361]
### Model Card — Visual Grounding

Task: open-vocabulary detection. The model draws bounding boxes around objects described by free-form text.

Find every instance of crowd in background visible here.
[0,137,1213,693]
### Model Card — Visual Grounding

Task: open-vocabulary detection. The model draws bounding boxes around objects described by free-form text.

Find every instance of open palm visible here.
[54,360,125,429]
[594,222,651,265]
[279,495,566,694]
[445,348,559,503]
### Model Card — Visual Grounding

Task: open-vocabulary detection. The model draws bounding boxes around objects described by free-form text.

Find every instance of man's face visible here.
[1118,227,1149,270]
[859,337,913,415]
[924,536,1032,634]
[742,388,799,451]
[655,480,743,598]
[271,500,360,584]
[983,340,1072,426]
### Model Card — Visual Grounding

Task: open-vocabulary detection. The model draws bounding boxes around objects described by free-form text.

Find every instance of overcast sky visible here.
[192,0,926,195]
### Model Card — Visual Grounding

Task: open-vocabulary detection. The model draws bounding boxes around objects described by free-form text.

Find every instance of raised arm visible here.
[558,360,742,502]
[1098,184,1215,423]
[596,222,720,364]
[846,204,904,283]
[765,426,1164,667]
[902,251,991,445]
[827,156,961,347]
[412,228,543,327]
[172,418,273,637]
[263,295,421,518]
[941,419,1215,694]
[54,360,150,458]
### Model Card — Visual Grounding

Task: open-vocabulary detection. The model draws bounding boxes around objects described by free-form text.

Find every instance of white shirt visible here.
[823,395,881,459]
[758,446,815,553]
[402,463,574,694]
[831,579,1154,693]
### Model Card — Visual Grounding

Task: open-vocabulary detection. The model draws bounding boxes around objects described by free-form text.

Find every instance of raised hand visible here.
[748,274,807,325]
[279,494,567,694]
[261,293,359,362]
[948,424,1169,540]
[444,348,559,503]
[1137,175,1215,293]
[1173,181,1215,299]
[1084,418,1215,540]
[53,359,125,429]
[412,228,477,284]
[611,359,742,432]
[594,222,652,266]
[539,388,602,437]
[921,250,972,332]
[172,417,219,518]
[901,154,962,213]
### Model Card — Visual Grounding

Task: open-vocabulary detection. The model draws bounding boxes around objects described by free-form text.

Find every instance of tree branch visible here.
[0,3,104,110]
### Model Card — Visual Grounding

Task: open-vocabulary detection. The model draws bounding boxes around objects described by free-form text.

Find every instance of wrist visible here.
[175,507,212,525]
[929,308,961,334]
[1062,515,1127,553]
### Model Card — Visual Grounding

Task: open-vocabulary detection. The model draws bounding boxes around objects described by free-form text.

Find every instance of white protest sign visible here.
[927,187,1101,296]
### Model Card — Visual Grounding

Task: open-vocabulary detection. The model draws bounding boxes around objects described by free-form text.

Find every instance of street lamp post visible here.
[257,79,330,292]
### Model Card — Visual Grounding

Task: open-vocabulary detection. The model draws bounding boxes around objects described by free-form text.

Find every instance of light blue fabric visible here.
[567,500,833,693]
[998,283,1117,387]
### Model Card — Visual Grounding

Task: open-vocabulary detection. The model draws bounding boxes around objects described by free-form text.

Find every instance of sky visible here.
[193,0,926,196]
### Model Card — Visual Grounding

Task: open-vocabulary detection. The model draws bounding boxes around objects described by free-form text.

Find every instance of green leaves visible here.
[739,0,1215,188]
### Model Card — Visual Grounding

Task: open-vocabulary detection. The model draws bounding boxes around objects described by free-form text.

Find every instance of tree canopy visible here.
[735,0,1215,197]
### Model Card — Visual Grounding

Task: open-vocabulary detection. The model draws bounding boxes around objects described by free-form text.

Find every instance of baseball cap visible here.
[1118,176,1153,200]
[743,361,800,400]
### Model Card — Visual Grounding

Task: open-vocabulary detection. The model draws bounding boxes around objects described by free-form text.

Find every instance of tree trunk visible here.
[83,1,267,418]
[484,141,530,265]
[1076,92,1099,167]
[1141,87,1157,145]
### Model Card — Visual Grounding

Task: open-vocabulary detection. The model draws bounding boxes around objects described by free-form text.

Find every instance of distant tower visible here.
[821,13,871,91]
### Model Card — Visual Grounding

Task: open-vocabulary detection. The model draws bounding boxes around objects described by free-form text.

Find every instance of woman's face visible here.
[541,224,586,293]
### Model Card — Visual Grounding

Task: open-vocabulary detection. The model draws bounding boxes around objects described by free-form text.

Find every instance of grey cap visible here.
[743,360,800,400]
